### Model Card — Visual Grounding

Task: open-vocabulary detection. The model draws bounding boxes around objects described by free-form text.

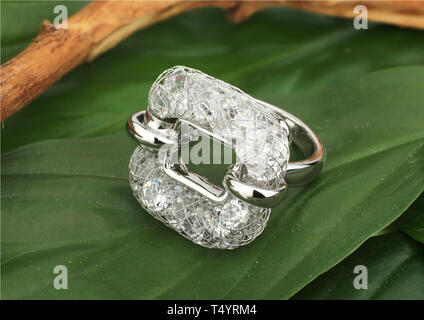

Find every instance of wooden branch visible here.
[229,1,424,26]
[1,0,423,120]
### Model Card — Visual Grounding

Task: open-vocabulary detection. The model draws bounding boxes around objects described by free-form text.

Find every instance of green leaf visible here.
[2,7,424,299]
[2,131,423,299]
[398,194,424,244]
[293,232,424,300]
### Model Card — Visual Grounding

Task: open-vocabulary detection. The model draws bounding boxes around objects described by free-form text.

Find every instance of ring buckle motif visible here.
[127,66,324,249]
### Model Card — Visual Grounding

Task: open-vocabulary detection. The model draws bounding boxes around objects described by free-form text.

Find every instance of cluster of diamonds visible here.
[129,66,289,249]
[149,66,289,189]
[129,148,270,249]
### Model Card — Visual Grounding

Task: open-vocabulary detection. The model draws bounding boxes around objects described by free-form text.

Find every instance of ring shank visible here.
[259,101,325,187]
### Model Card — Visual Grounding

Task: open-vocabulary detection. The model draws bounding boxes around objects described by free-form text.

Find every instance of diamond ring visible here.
[126,66,324,249]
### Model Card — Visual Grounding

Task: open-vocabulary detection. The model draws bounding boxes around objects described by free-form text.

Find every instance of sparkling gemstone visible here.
[142,179,170,211]
[218,199,249,234]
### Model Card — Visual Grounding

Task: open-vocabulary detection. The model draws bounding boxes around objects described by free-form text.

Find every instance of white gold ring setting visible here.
[127,66,324,249]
